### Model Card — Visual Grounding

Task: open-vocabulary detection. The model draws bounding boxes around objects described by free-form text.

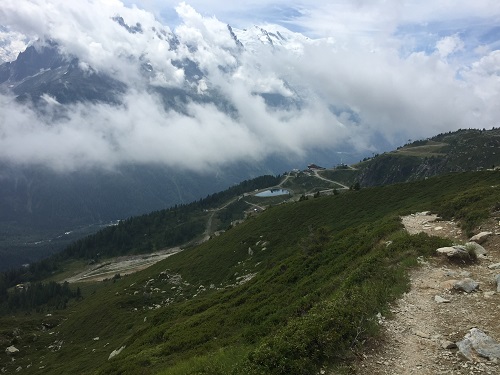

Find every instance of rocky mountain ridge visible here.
[0,22,306,108]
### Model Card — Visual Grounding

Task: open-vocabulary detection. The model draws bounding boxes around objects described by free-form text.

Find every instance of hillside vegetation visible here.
[320,128,500,187]
[1,170,499,374]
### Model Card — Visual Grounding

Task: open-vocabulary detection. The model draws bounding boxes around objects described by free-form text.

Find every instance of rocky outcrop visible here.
[48,340,63,352]
[434,295,450,303]
[469,232,493,244]
[464,242,487,256]
[108,345,126,360]
[5,345,19,355]
[457,328,500,362]
[436,246,474,261]
[453,278,479,293]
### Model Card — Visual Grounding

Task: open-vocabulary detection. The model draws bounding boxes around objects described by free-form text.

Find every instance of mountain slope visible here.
[357,128,500,185]
[319,128,500,187]
[0,170,498,374]
[0,43,126,104]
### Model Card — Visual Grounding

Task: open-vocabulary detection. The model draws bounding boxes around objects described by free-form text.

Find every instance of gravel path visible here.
[353,212,500,374]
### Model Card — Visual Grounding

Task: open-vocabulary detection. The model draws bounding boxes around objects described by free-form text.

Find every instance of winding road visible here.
[312,169,349,189]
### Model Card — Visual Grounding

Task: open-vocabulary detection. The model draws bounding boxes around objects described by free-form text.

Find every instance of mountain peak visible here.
[231,24,308,54]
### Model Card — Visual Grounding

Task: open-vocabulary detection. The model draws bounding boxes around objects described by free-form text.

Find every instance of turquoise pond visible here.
[255,189,290,197]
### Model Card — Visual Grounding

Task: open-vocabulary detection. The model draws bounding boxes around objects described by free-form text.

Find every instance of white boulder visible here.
[5,346,19,355]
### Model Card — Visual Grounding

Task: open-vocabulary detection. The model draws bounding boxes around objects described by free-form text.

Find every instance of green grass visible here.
[395,140,447,156]
[318,169,360,187]
[45,259,89,282]
[158,346,250,375]
[281,174,336,194]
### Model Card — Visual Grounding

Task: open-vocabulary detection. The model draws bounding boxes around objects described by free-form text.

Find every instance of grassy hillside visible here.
[320,128,500,187]
[1,170,498,374]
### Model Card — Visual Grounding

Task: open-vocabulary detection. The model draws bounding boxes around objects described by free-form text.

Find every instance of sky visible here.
[0,0,499,172]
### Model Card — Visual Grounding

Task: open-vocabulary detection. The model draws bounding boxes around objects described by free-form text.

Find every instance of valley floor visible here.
[353,213,500,374]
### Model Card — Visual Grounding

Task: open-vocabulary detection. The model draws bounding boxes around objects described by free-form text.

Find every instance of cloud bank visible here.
[0,1,499,172]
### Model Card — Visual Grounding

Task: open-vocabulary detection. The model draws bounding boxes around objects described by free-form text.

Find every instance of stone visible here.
[453,278,479,293]
[465,242,487,256]
[436,246,471,260]
[488,263,500,270]
[413,330,431,339]
[495,274,500,293]
[108,345,126,360]
[5,346,19,355]
[457,328,500,362]
[441,279,459,291]
[436,246,456,255]
[48,340,63,352]
[376,312,385,325]
[434,295,451,303]
[469,232,493,244]
[441,340,457,349]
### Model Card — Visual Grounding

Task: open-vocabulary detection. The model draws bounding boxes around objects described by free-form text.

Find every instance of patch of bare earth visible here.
[64,247,181,283]
[353,212,500,374]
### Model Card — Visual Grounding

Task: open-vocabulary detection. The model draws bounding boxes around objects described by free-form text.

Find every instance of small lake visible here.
[255,189,290,197]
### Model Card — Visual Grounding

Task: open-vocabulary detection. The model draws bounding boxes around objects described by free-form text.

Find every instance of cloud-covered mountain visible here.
[0,11,355,172]
[2,1,498,173]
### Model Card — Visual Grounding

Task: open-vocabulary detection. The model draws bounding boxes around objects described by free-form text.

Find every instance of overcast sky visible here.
[0,1,499,172]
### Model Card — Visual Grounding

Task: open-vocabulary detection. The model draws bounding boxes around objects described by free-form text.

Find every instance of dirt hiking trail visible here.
[354,212,500,375]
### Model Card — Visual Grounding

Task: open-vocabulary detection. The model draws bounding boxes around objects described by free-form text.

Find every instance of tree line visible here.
[0,279,80,314]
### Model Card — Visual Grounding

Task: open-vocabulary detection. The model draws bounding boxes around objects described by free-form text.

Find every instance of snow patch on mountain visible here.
[232,24,310,54]
[0,27,29,63]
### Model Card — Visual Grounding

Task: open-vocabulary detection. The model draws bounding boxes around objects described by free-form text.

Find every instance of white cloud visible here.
[435,35,464,58]
[0,1,499,172]
[0,88,344,172]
